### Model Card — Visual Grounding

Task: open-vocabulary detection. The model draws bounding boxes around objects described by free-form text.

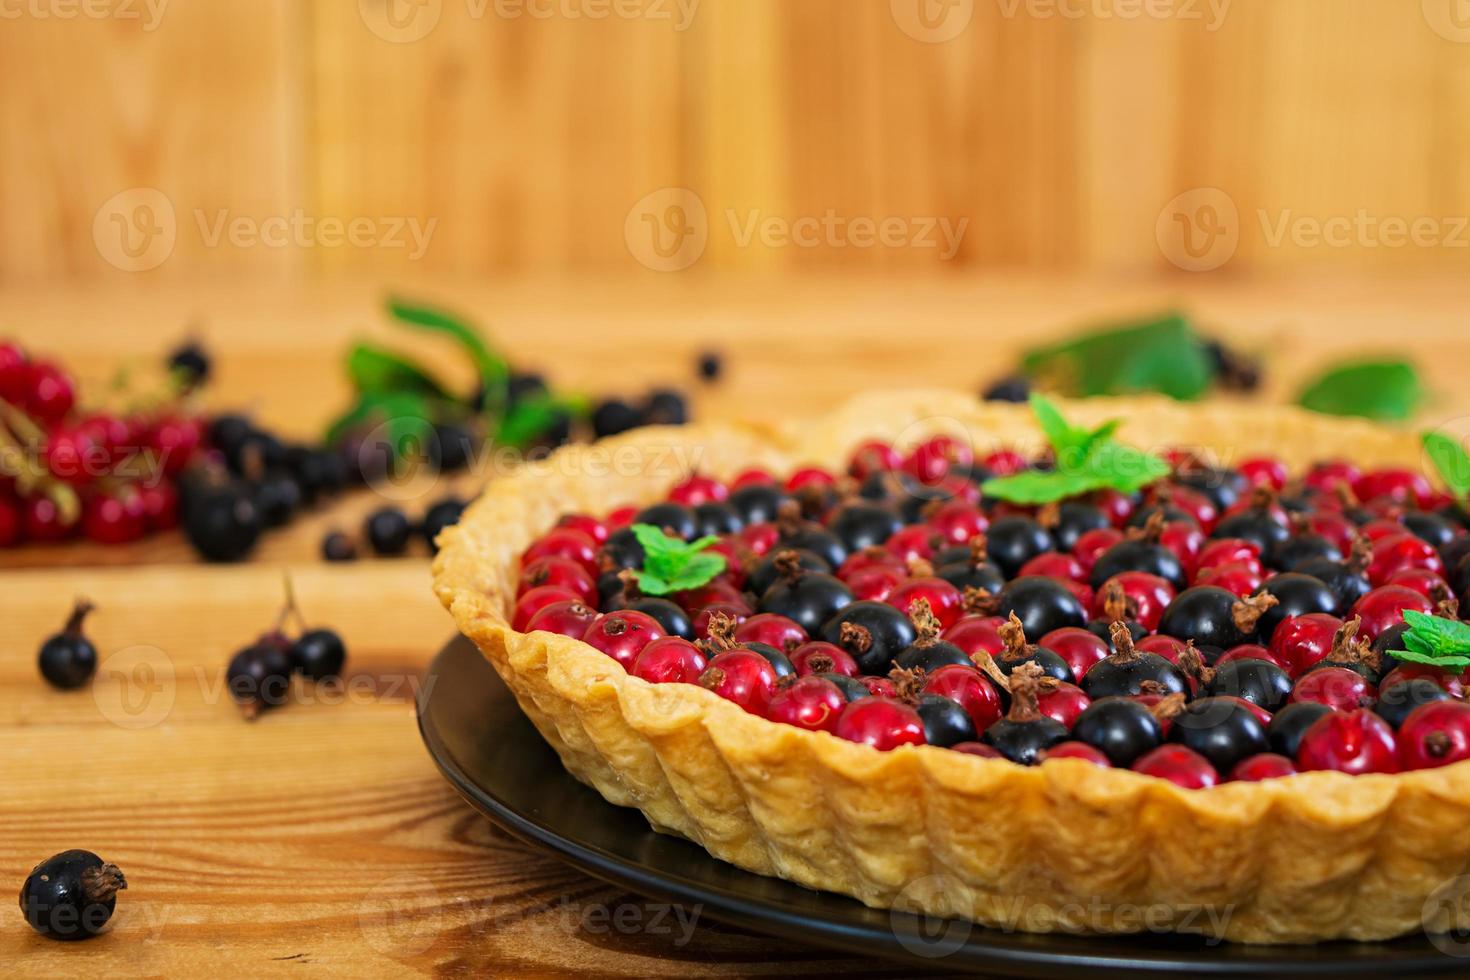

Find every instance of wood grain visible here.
[4,1,1470,280]
[1,272,1468,974]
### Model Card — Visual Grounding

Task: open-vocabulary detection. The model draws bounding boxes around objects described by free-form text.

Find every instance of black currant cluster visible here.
[181,414,351,562]
[320,494,467,562]
[226,585,346,720]
[592,388,689,439]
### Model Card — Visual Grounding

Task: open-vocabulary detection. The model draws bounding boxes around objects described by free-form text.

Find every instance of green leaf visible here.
[1297,360,1422,421]
[1424,431,1470,498]
[1021,313,1213,401]
[627,524,726,595]
[1389,611,1470,670]
[981,470,1098,505]
[1391,647,1470,669]
[346,343,451,399]
[324,390,434,447]
[387,298,509,413]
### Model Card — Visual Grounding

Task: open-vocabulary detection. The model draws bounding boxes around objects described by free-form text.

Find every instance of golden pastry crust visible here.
[432,390,1470,944]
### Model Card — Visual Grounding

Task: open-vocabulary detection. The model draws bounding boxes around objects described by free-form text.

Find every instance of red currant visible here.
[557,513,610,544]
[524,600,598,639]
[512,585,581,631]
[699,650,779,716]
[1397,701,1470,770]
[1037,681,1090,727]
[1131,745,1217,788]
[1039,627,1109,680]
[1350,585,1433,642]
[1229,753,1297,782]
[582,610,666,668]
[1269,613,1344,676]
[847,440,901,480]
[834,697,926,750]
[23,361,76,424]
[668,473,728,506]
[1296,709,1398,775]
[1042,742,1111,767]
[886,577,963,628]
[921,664,1003,732]
[733,613,807,652]
[521,527,600,576]
[1238,457,1287,491]
[788,641,859,676]
[518,556,598,604]
[631,636,706,684]
[767,676,846,733]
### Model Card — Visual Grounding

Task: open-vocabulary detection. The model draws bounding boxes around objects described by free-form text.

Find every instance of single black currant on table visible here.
[747,548,828,595]
[1070,696,1166,768]
[1157,586,1278,649]
[827,502,904,553]
[592,398,644,438]
[984,516,1054,578]
[821,600,918,676]
[167,339,211,389]
[227,635,294,720]
[692,501,743,537]
[422,496,468,553]
[981,375,1031,404]
[758,553,855,635]
[1253,572,1338,642]
[633,502,696,540]
[994,613,1074,683]
[38,599,98,690]
[1267,701,1333,759]
[20,850,126,940]
[364,506,413,556]
[1169,697,1269,775]
[644,388,690,426]
[1205,657,1293,712]
[998,575,1087,639]
[1374,678,1453,729]
[696,349,723,383]
[981,662,1069,765]
[290,628,347,682]
[1081,622,1188,699]
[183,480,262,562]
[893,600,974,673]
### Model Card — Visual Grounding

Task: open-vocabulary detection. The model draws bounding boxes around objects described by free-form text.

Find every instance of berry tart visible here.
[433,390,1470,944]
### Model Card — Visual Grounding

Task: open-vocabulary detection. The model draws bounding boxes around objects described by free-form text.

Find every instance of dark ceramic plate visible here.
[417,635,1462,977]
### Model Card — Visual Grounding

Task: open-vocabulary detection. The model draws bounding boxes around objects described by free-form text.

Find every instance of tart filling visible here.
[434,391,1470,944]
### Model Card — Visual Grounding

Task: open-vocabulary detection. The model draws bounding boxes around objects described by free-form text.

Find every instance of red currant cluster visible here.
[0,340,205,547]
[511,436,1470,789]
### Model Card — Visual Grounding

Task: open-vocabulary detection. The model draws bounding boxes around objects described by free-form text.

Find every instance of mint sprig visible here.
[628,524,727,595]
[981,394,1170,505]
[1390,610,1470,670]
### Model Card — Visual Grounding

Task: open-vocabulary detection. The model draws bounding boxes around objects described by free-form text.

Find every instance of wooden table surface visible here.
[4,273,1469,976]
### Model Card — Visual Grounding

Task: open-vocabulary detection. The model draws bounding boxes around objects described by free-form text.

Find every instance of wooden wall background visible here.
[1,0,1468,282]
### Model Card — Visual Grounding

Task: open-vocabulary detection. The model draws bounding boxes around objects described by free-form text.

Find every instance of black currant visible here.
[1070,697,1164,767]
[893,600,973,673]
[1293,556,1371,616]
[252,470,302,528]
[1204,657,1292,712]
[827,502,904,554]
[985,516,1053,578]
[818,672,872,702]
[1175,467,1247,512]
[739,641,796,678]
[592,399,643,438]
[1404,511,1458,550]
[422,496,467,552]
[1267,701,1332,758]
[20,850,126,940]
[1157,586,1277,649]
[981,663,1068,765]
[747,548,829,595]
[227,637,294,719]
[981,376,1030,404]
[1272,533,1342,571]
[183,481,262,562]
[290,628,347,682]
[364,506,413,556]
[820,600,917,675]
[626,597,694,639]
[1254,573,1337,642]
[432,423,476,472]
[1081,623,1188,699]
[643,388,689,425]
[994,613,1074,683]
[167,340,210,389]
[1213,510,1290,557]
[778,523,848,569]
[600,527,646,570]
[998,576,1087,639]
[1374,678,1453,729]
[915,693,978,747]
[696,349,723,382]
[1169,697,1268,774]
[38,599,98,690]
[1089,538,1184,590]
[728,484,788,525]
[758,558,854,635]
[634,502,696,540]
[321,531,357,562]
[692,501,743,537]
[1047,502,1110,552]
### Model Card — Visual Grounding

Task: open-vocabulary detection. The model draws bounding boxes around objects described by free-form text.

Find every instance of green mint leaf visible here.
[1390,648,1470,669]
[981,470,1099,505]
[1402,610,1470,652]
[387,297,510,415]
[1297,360,1422,422]
[1028,393,1090,455]
[627,524,726,594]
[346,343,451,399]
[1087,446,1172,493]
[1424,431,1470,499]
[1021,313,1213,401]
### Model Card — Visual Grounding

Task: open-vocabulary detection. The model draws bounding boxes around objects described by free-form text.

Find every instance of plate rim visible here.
[417,636,1464,978]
